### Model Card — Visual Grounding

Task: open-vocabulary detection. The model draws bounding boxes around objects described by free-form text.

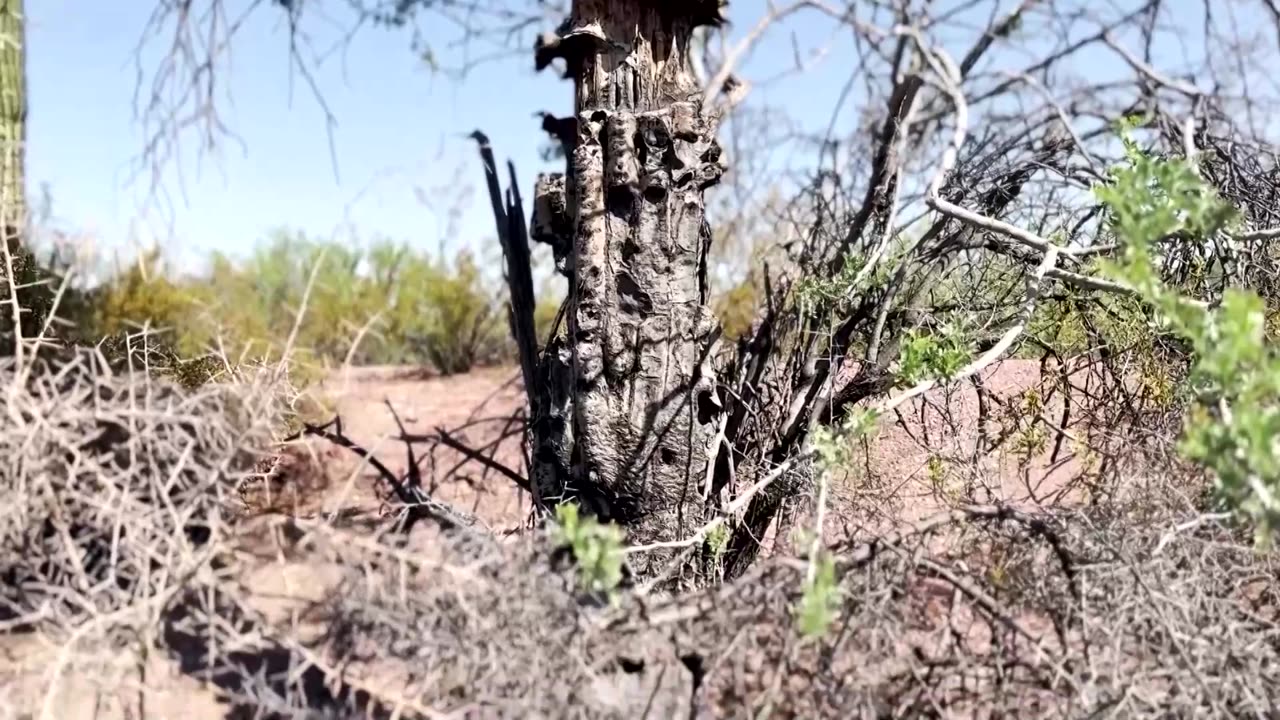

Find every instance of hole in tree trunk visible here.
[622,237,641,263]
[616,272,653,317]
[680,653,706,691]
[617,657,645,674]
[607,186,634,220]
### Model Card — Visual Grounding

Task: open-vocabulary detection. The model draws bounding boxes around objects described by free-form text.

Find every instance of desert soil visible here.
[2,358,1087,720]
[266,358,1081,546]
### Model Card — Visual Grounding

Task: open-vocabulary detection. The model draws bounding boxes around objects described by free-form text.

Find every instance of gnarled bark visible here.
[533,0,728,575]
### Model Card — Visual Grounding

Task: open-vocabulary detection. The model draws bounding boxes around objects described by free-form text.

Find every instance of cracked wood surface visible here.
[536,0,728,574]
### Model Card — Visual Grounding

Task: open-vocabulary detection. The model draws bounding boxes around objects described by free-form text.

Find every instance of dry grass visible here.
[665,491,1280,718]
[0,315,1275,719]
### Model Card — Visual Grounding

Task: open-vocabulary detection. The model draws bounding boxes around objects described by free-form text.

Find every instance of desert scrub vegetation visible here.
[9,0,1280,717]
[4,300,1276,719]
[1096,123,1280,541]
[13,227,561,379]
[0,342,287,624]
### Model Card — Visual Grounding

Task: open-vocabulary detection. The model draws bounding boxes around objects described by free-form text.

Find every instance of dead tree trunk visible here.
[518,0,728,576]
[467,0,1087,585]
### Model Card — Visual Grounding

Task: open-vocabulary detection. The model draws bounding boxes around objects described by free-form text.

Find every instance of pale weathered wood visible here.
[528,0,728,577]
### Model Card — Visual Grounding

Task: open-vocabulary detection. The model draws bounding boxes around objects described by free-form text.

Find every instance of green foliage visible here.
[927,453,948,493]
[1096,129,1280,542]
[796,250,865,314]
[1027,307,1078,355]
[1013,422,1048,459]
[894,322,972,387]
[9,224,561,427]
[410,249,504,374]
[1096,127,1239,299]
[812,407,881,471]
[90,250,201,352]
[714,276,759,340]
[552,503,625,598]
[793,551,839,639]
[66,230,527,378]
[705,522,730,559]
[795,249,892,321]
[800,397,870,640]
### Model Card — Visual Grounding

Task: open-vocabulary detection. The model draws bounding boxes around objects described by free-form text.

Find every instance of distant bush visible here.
[409,249,507,374]
[44,229,558,379]
[715,277,759,341]
[89,249,201,348]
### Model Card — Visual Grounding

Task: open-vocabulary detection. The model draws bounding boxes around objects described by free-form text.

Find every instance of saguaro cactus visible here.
[0,0,24,230]
[0,0,30,346]
[521,0,729,579]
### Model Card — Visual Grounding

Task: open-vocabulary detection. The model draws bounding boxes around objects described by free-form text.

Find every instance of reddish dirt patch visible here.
[259,359,1089,546]
[251,365,531,530]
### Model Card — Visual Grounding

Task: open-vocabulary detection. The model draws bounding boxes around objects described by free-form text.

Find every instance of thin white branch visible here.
[1102,33,1202,98]
[1232,226,1280,241]
[879,246,1059,416]
[700,0,853,110]
[997,70,1098,170]
[625,448,815,555]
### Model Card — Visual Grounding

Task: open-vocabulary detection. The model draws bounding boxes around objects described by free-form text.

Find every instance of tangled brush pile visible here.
[0,342,284,629]
[0,339,696,719]
[0,336,1276,720]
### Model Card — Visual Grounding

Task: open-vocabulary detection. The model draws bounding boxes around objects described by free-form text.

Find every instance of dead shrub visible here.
[0,328,1274,720]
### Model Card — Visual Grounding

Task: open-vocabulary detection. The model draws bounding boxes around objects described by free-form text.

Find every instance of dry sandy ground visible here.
[266,359,1085,545]
[2,359,1090,719]
[244,365,535,529]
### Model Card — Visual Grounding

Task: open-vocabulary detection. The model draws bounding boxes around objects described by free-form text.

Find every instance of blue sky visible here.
[27,0,577,269]
[24,1,1230,272]
[27,0,850,271]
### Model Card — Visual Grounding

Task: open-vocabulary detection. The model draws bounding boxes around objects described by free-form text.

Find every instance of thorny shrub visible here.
[0,341,287,627]
[1097,124,1280,541]
[1,268,1278,719]
[3,138,1279,719]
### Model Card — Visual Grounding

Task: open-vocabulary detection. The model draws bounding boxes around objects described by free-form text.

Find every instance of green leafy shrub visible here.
[894,322,972,386]
[794,551,839,639]
[89,250,201,347]
[409,249,505,375]
[12,224,552,390]
[78,230,517,377]
[714,277,759,341]
[795,249,872,319]
[1096,127,1280,542]
[812,406,881,471]
[551,503,625,598]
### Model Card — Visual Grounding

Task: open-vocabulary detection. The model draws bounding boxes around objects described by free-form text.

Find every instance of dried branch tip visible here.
[534,19,608,76]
